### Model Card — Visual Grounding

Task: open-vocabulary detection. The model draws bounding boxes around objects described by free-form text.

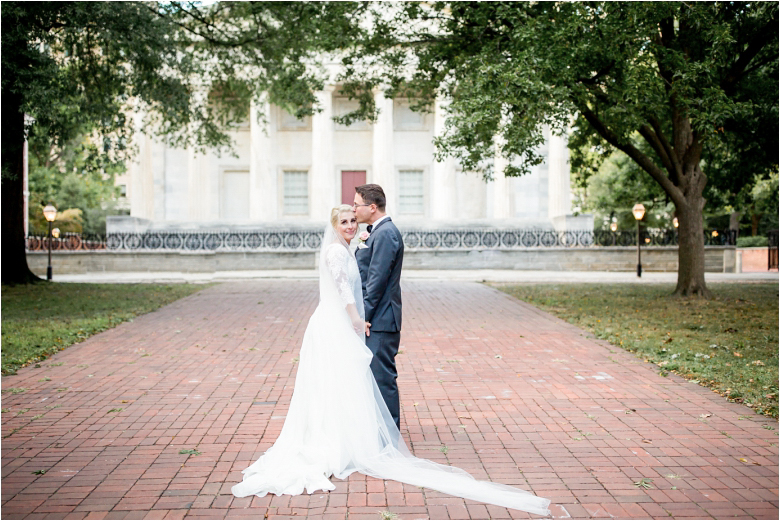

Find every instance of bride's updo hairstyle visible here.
[330,204,354,229]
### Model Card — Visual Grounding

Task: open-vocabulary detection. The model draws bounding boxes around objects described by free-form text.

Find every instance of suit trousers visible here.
[366,330,401,430]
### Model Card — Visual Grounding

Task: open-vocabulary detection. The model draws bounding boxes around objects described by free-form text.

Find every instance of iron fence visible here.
[26,233,107,252]
[26,228,738,252]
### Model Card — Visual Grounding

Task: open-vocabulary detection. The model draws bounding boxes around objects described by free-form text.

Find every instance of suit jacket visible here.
[356,217,404,332]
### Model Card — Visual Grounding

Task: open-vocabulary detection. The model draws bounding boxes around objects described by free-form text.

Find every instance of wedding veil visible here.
[318,222,365,336]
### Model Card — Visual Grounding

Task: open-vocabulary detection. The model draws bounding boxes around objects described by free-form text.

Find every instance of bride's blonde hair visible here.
[330,204,355,228]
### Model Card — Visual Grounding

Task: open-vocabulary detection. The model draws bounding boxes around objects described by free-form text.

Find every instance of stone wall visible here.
[28,247,736,275]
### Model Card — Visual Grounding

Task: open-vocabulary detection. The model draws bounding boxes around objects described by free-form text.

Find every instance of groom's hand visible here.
[365,321,371,337]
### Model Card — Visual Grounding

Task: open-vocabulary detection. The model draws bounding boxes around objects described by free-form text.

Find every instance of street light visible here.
[672,217,679,228]
[610,221,618,232]
[43,204,57,281]
[632,203,646,277]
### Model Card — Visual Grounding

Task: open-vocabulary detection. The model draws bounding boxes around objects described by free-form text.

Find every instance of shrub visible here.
[737,236,769,248]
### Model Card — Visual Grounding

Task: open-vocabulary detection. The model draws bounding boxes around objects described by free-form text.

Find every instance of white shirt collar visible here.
[370,215,389,229]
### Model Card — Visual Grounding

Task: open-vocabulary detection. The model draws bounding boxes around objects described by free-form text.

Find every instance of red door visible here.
[341,171,366,205]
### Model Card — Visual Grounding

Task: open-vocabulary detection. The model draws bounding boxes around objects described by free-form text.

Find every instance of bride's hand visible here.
[351,316,365,335]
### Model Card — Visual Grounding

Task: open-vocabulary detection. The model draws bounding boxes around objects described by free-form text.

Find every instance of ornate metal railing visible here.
[105,229,324,251]
[403,228,736,249]
[26,233,107,251]
[26,228,738,252]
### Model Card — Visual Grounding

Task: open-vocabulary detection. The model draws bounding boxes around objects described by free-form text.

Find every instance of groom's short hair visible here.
[355,184,386,211]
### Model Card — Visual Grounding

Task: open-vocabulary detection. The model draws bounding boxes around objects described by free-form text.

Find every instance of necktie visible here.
[367,225,373,233]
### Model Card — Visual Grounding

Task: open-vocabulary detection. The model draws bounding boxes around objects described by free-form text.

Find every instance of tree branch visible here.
[652,16,676,95]
[580,106,682,204]
[149,3,261,50]
[638,123,674,174]
[577,61,615,85]
[648,114,681,179]
[722,17,777,92]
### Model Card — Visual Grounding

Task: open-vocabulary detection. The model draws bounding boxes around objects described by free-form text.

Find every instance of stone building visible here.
[113,86,591,233]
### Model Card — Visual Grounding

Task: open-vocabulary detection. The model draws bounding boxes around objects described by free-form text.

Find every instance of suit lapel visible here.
[371,217,392,234]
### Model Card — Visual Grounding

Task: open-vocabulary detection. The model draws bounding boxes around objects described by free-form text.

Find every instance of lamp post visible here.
[43,205,57,281]
[632,203,646,277]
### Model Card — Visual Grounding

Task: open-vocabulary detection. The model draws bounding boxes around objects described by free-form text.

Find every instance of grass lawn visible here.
[494,282,779,418]
[1,282,209,375]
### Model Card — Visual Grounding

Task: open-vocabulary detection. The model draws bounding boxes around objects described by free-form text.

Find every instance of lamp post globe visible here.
[632,203,646,221]
[43,205,57,222]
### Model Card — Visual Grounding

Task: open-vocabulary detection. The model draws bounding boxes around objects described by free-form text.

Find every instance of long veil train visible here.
[232,224,551,517]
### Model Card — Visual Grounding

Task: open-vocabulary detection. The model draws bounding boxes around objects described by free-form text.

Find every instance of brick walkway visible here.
[2,281,777,520]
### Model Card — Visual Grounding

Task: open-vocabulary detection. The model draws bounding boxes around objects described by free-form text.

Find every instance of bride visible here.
[232,205,551,516]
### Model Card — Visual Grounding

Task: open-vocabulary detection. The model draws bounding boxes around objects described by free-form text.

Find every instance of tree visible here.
[341,2,778,297]
[27,111,127,236]
[574,146,673,232]
[745,172,779,236]
[572,143,776,235]
[2,1,364,284]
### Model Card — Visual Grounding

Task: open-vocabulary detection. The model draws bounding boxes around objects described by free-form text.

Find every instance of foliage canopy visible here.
[340,1,778,296]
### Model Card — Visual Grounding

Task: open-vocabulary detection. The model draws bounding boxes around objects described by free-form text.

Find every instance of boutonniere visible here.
[357,230,370,249]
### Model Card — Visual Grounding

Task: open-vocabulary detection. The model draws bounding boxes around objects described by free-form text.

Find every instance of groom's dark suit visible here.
[356,216,404,429]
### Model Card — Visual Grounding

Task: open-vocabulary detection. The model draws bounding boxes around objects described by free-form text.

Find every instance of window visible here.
[394,100,430,131]
[398,170,424,215]
[118,184,127,197]
[283,171,309,215]
[277,106,312,131]
[334,98,370,130]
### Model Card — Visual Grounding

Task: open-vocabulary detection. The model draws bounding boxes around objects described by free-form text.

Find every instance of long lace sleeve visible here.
[325,245,356,306]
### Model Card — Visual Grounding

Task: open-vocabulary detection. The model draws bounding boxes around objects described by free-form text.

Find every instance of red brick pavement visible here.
[2,281,777,520]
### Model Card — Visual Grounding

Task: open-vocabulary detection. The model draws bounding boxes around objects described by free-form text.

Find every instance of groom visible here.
[353,184,404,430]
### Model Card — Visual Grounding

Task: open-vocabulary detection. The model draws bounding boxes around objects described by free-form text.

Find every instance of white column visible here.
[311,87,335,220]
[431,99,456,220]
[372,90,394,212]
[187,148,205,221]
[490,139,512,220]
[547,129,571,219]
[130,129,156,220]
[250,98,275,222]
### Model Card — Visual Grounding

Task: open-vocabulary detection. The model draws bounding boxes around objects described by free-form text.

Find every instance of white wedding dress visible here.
[231,226,551,516]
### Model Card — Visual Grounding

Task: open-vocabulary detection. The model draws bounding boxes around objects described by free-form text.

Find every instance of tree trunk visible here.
[2,85,41,285]
[751,211,762,236]
[673,176,710,298]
